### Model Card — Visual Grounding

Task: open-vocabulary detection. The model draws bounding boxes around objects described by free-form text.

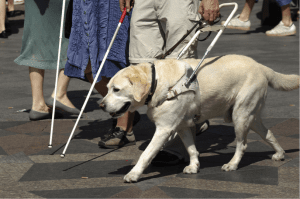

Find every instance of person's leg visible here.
[129,0,163,64]
[221,0,254,30]
[158,0,200,59]
[29,67,49,113]
[84,61,135,132]
[281,3,292,26]
[0,0,6,32]
[50,69,76,109]
[7,0,14,12]
[265,2,296,36]
[239,0,256,21]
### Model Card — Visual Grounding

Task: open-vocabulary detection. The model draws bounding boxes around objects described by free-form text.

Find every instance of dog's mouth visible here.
[109,102,131,118]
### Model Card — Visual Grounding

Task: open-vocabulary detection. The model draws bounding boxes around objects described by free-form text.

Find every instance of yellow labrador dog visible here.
[100,55,299,182]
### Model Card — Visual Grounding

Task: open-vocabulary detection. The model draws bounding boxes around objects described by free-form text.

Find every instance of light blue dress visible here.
[15,0,70,69]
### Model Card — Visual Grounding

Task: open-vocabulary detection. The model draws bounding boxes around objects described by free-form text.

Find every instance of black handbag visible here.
[65,0,73,39]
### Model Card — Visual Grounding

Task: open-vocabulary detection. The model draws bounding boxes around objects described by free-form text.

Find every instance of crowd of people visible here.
[1,0,298,165]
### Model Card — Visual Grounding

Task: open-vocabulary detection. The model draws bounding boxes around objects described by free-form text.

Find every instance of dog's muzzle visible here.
[109,102,131,118]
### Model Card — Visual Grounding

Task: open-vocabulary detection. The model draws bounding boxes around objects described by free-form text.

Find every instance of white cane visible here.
[48,0,67,148]
[60,8,128,157]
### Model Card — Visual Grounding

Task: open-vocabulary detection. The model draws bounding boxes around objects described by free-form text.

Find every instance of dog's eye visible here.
[113,88,120,92]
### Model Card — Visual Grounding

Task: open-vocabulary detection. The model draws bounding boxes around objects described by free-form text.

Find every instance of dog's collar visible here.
[145,64,157,105]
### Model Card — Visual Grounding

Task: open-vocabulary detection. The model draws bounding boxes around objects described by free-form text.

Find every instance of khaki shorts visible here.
[129,0,201,64]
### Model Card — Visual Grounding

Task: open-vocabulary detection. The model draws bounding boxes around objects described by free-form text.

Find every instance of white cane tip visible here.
[60,154,65,158]
[48,145,52,148]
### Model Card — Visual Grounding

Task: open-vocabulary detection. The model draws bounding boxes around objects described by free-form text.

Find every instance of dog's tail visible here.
[259,64,299,91]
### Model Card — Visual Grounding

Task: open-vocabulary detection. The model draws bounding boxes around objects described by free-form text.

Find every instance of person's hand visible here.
[198,0,220,24]
[119,0,134,12]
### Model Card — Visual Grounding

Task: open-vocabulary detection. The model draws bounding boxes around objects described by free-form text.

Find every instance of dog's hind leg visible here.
[124,127,173,182]
[221,108,253,171]
[177,127,200,174]
[250,117,285,161]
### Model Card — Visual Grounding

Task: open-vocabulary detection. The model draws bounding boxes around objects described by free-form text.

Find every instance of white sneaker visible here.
[14,0,24,5]
[221,14,251,31]
[7,0,24,5]
[266,21,296,36]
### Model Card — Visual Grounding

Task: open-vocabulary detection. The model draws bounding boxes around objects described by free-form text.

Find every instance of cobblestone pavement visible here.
[0,1,299,198]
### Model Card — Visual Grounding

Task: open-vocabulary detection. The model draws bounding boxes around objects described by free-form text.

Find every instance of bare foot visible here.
[32,104,50,113]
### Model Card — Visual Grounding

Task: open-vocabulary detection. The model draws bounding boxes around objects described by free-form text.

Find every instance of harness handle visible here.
[184,2,238,86]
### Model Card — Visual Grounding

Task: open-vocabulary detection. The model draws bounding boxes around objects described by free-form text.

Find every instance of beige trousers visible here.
[129,0,201,64]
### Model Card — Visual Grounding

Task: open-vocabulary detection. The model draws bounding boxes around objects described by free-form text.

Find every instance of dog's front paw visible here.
[272,152,285,161]
[221,163,237,171]
[183,165,199,174]
[124,172,140,183]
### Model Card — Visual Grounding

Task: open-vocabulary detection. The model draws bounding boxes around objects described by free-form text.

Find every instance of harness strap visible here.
[145,64,157,105]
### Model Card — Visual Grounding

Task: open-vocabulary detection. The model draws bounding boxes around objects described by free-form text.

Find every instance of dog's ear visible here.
[126,74,151,102]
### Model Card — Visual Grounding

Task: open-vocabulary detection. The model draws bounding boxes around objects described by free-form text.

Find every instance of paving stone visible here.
[213,141,277,159]
[271,118,299,137]
[0,146,7,155]
[33,139,112,155]
[0,121,29,130]
[251,158,292,167]
[1,162,34,181]
[5,121,50,134]
[288,133,299,139]
[19,160,134,182]
[0,134,68,155]
[134,176,172,191]
[278,167,299,189]
[0,152,34,163]
[30,186,130,198]
[0,129,18,137]
[281,157,299,167]
[261,118,289,129]
[159,186,257,198]
[199,153,268,167]
[177,165,278,185]
[0,190,23,198]
[19,177,132,191]
[110,186,143,198]
[138,186,172,198]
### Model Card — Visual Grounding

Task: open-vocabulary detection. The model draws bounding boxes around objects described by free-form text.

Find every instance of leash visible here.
[161,16,222,59]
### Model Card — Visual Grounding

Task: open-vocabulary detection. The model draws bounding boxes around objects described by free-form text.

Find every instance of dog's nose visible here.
[99,102,106,110]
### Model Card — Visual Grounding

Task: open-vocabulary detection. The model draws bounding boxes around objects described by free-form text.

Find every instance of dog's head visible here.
[100,63,152,118]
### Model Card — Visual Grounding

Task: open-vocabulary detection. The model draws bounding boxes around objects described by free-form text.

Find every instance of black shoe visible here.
[0,30,8,38]
[5,23,11,33]
[104,111,141,139]
[151,151,184,166]
[7,11,15,18]
[98,127,136,149]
